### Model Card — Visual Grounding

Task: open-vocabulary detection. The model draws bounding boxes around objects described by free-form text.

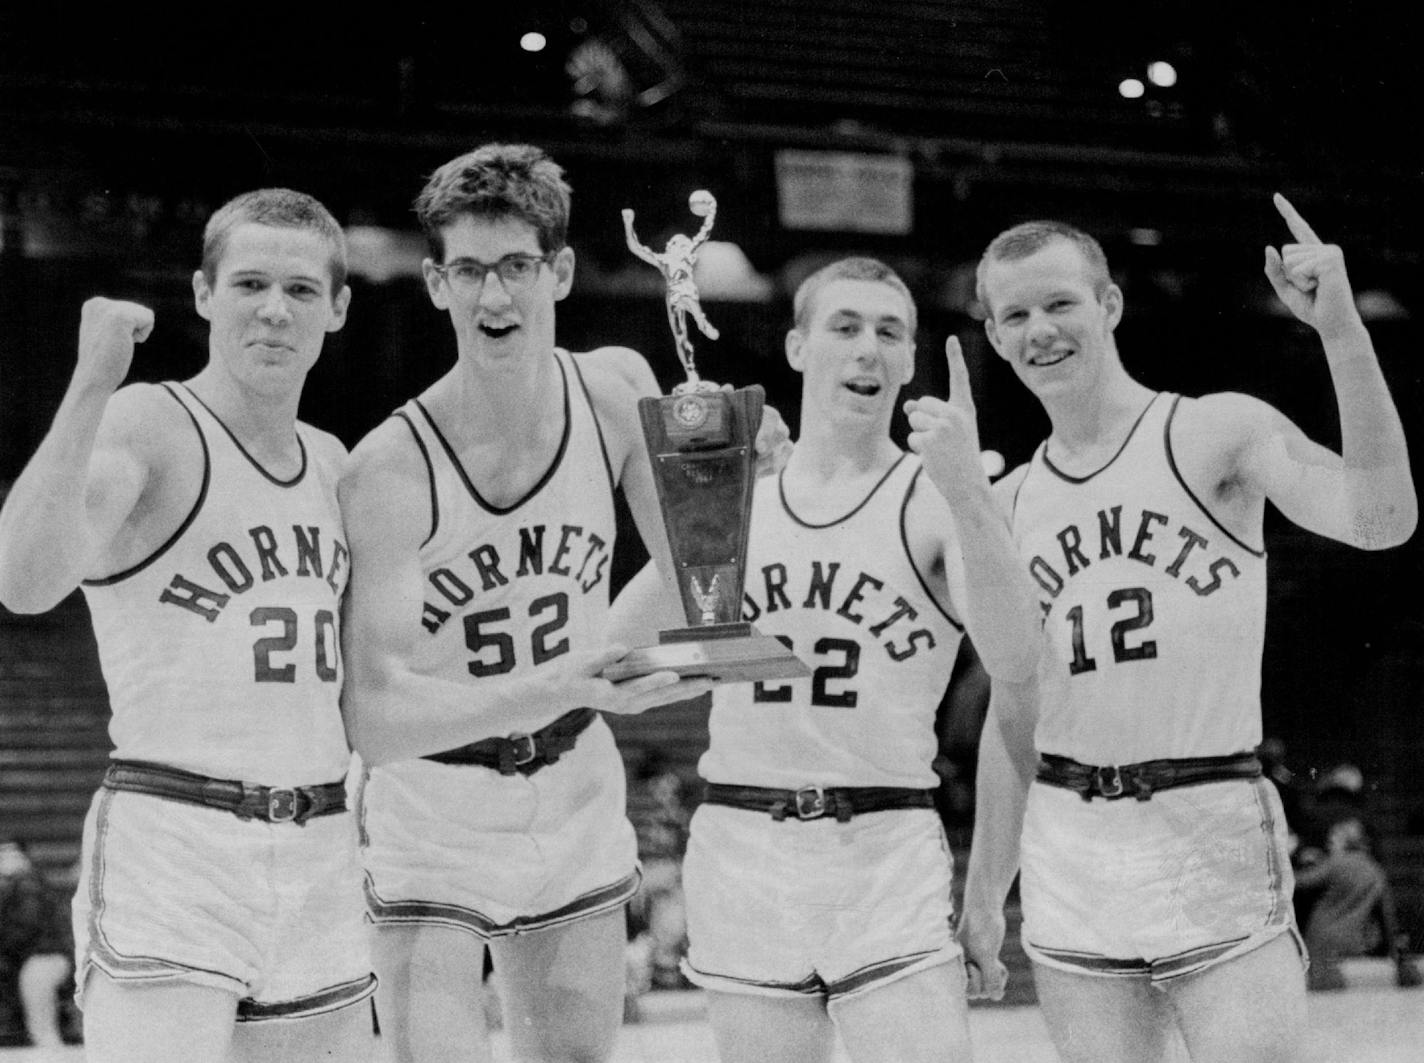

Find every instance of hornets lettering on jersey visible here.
[742,558,940,674]
[1026,504,1243,613]
[158,523,349,622]
[419,521,611,635]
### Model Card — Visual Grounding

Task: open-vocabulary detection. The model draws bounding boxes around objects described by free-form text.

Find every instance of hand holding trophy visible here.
[605,193,810,684]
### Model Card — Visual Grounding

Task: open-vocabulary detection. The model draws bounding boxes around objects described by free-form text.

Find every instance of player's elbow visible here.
[0,563,70,615]
[1351,496,1418,550]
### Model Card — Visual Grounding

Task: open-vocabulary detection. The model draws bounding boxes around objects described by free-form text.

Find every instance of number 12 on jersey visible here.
[1064,586,1156,675]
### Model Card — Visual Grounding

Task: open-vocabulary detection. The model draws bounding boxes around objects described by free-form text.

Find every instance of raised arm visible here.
[689,206,716,251]
[1243,193,1416,549]
[621,209,662,269]
[903,338,1039,681]
[0,298,155,613]
[338,420,698,765]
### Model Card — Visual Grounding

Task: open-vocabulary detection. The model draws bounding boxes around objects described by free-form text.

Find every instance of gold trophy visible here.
[604,192,810,684]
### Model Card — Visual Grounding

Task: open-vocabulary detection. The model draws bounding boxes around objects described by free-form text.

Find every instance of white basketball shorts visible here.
[1021,775,1301,983]
[681,803,960,1003]
[73,786,374,1021]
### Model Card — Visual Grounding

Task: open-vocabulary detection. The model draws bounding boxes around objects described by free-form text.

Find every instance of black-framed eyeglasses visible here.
[432,252,557,292]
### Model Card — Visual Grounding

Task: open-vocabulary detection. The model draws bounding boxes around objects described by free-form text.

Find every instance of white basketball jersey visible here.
[1009,393,1267,764]
[81,383,351,785]
[701,454,963,790]
[397,350,617,730]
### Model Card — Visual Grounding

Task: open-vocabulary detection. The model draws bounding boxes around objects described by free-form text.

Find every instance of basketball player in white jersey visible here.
[0,190,377,1062]
[613,257,1039,1062]
[339,143,743,1063]
[956,197,1416,1063]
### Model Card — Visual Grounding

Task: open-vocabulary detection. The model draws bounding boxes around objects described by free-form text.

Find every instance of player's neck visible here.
[1043,370,1156,465]
[435,350,563,446]
[785,427,901,485]
[184,369,302,468]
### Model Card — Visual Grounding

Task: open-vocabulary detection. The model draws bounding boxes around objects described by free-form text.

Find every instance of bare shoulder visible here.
[572,346,660,405]
[340,416,431,536]
[297,421,351,477]
[1170,391,1283,470]
[102,382,199,472]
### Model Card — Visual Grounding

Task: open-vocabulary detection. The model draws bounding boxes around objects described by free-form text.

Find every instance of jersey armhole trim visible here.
[1163,394,1267,558]
[564,350,618,495]
[394,409,439,549]
[82,382,212,587]
[900,464,964,632]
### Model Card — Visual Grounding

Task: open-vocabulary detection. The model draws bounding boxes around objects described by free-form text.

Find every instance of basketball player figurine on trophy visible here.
[606,192,809,684]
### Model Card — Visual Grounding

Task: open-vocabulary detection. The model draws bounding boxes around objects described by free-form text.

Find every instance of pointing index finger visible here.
[945,336,973,410]
[1273,192,1322,245]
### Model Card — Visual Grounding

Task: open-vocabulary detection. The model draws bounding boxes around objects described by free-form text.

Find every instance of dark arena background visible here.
[2,2,1421,1058]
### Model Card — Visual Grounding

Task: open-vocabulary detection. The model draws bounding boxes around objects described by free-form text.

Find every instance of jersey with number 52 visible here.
[1009,392,1267,766]
[82,383,351,786]
[398,350,617,733]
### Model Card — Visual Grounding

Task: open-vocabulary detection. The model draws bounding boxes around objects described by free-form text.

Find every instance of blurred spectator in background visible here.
[1257,736,1307,838]
[624,749,694,1009]
[1295,816,1421,991]
[0,839,73,1049]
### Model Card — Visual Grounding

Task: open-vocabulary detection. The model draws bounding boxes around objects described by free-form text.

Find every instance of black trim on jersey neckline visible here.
[1163,394,1267,558]
[177,383,309,487]
[563,350,618,496]
[393,410,439,549]
[413,354,573,517]
[779,452,909,530]
[82,383,211,587]
[1040,392,1161,485]
[899,465,964,632]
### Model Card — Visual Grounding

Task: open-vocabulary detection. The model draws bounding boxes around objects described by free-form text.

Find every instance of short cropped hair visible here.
[975,220,1111,311]
[792,257,917,338]
[413,143,572,260]
[201,189,348,293]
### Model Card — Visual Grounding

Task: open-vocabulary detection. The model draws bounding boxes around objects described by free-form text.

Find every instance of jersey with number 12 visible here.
[1009,392,1267,765]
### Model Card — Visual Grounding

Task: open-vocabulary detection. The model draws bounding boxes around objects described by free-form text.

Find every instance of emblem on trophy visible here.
[604,192,809,684]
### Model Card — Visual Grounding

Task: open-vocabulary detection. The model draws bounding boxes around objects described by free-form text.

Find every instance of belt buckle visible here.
[1095,766,1124,799]
[793,785,827,820]
[266,788,298,823]
[508,734,538,768]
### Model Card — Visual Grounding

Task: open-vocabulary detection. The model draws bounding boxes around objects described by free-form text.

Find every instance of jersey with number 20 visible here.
[81,383,351,786]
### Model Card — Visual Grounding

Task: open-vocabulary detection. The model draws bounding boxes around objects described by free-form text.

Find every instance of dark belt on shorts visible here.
[1036,751,1262,801]
[102,759,347,825]
[421,707,596,776]
[701,782,937,822]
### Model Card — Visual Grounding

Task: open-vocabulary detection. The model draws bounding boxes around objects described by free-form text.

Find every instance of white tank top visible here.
[398,350,618,732]
[1009,392,1267,764]
[701,453,963,790]
[81,383,351,785]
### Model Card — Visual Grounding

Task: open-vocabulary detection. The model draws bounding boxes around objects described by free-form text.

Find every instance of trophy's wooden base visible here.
[603,623,811,685]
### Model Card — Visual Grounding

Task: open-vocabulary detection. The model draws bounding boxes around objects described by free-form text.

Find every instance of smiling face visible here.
[423,213,574,368]
[787,277,916,428]
[192,222,349,399]
[981,238,1123,401]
